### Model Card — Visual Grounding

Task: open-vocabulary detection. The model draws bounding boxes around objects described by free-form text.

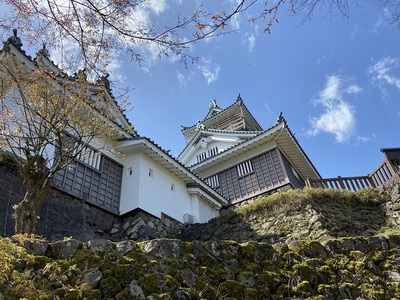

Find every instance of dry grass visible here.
[235,187,388,220]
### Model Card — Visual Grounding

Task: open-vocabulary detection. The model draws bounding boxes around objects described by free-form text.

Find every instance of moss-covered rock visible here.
[71,249,104,271]
[217,280,246,298]
[3,183,400,299]
[82,289,102,300]
[99,276,122,298]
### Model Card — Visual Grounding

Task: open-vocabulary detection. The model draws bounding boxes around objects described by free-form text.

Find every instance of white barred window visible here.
[197,152,207,163]
[236,160,254,177]
[208,147,218,158]
[73,144,102,170]
[205,174,220,188]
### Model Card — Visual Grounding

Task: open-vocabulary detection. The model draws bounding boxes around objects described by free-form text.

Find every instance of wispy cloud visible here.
[176,71,186,86]
[307,75,362,143]
[244,32,256,53]
[197,58,221,84]
[371,8,391,32]
[145,0,167,14]
[228,0,242,30]
[368,57,400,93]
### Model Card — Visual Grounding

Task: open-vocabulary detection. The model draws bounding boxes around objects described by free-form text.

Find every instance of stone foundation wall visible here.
[0,163,182,241]
[110,211,182,242]
[378,176,400,227]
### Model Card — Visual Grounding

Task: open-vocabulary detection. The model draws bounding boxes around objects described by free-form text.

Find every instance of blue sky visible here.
[12,1,399,178]
[111,1,399,178]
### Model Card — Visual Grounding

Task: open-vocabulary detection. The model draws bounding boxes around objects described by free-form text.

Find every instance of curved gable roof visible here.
[181,96,263,141]
[1,37,136,138]
[191,120,321,181]
[177,128,261,165]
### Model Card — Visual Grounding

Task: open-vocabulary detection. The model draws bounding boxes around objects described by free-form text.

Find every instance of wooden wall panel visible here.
[52,156,122,214]
[208,148,289,203]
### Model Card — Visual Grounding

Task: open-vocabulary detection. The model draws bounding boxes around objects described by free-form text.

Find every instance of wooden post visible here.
[306,178,312,188]
[337,176,346,189]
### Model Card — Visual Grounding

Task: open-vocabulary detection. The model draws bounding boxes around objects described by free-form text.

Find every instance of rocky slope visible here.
[176,183,398,244]
[1,179,400,299]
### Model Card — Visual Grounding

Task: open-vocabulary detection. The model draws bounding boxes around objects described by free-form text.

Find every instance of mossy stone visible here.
[150,292,171,299]
[103,269,113,278]
[195,280,217,299]
[244,287,258,299]
[99,276,122,298]
[387,282,400,299]
[243,262,261,273]
[293,280,313,297]
[307,296,327,300]
[293,263,320,287]
[199,252,218,268]
[317,284,337,299]
[256,285,271,299]
[82,289,102,300]
[115,289,130,300]
[315,265,336,283]
[34,277,52,291]
[358,283,386,299]
[283,251,302,267]
[176,287,199,299]
[275,283,289,298]
[257,271,282,293]
[71,249,103,271]
[26,255,50,269]
[62,289,80,300]
[289,240,328,259]
[218,280,246,298]
[137,273,158,294]
[114,264,142,285]
[196,266,220,285]
[338,282,357,298]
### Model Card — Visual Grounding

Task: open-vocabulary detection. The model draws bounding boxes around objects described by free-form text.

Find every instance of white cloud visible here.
[197,58,221,84]
[176,71,186,86]
[308,102,355,143]
[145,0,167,15]
[371,8,391,32]
[346,84,363,94]
[308,75,362,143]
[228,0,243,30]
[318,75,341,102]
[230,13,241,30]
[349,25,358,41]
[368,57,400,91]
[357,136,371,144]
[244,33,256,53]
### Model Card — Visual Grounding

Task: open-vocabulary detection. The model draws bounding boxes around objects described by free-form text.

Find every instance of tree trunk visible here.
[14,187,49,234]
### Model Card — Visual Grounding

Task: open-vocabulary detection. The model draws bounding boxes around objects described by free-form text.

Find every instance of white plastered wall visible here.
[119,152,196,223]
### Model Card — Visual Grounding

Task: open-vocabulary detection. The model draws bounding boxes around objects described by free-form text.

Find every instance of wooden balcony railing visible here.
[369,161,395,187]
[306,176,375,191]
[306,157,400,191]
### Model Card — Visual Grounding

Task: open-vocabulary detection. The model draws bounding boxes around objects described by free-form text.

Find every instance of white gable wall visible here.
[120,152,202,223]
[118,152,141,214]
[182,138,241,167]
